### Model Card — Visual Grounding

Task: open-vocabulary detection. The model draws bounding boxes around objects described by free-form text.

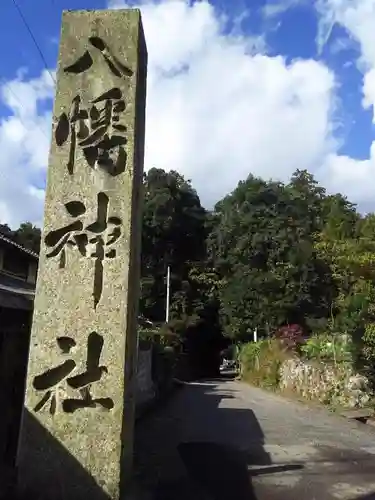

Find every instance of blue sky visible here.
[1,0,375,227]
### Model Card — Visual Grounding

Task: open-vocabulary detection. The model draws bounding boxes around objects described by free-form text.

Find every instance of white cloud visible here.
[312,0,375,206]
[3,0,375,228]
[0,70,53,228]
[262,0,306,18]
[109,0,337,207]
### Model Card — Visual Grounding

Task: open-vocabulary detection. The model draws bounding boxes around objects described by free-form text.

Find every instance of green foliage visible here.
[300,334,353,363]
[8,165,375,379]
[239,342,262,369]
[314,225,375,372]
[240,340,288,390]
[138,323,183,350]
[208,168,375,376]
[0,221,41,253]
[140,168,208,323]
[362,323,375,365]
[14,222,41,253]
[210,171,335,340]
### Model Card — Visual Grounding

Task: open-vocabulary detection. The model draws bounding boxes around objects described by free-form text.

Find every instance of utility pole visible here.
[165,265,170,323]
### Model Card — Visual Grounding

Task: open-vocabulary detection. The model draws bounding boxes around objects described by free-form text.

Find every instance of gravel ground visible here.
[132,379,375,499]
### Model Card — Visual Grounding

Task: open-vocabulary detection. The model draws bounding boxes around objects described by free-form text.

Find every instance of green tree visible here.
[140,168,207,322]
[321,194,359,240]
[13,222,41,253]
[287,169,326,234]
[210,172,334,340]
[0,223,12,236]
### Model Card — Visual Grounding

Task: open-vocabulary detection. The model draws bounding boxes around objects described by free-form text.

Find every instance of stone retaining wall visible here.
[280,357,373,408]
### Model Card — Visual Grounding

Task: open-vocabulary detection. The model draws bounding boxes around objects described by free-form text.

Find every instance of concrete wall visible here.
[135,347,155,406]
[134,343,177,416]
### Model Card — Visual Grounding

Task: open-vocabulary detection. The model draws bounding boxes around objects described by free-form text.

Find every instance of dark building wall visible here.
[0,307,31,329]
[0,312,32,497]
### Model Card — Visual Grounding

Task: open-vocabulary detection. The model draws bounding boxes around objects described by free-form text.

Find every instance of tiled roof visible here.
[0,233,39,259]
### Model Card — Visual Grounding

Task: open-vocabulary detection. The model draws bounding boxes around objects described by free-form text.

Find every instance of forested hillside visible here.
[4,167,375,373]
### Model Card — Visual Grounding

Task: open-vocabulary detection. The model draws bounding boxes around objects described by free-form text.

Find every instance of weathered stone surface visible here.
[339,408,373,419]
[280,358,373,409]
[18,9,147,500]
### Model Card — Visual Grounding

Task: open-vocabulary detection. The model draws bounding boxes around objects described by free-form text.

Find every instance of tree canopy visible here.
[4,166,375,375]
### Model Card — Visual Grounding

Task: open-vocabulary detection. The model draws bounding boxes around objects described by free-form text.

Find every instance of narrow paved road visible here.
[133,379,375,500]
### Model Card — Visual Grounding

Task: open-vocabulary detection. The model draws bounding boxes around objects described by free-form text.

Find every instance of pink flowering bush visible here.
[275,324,304,350]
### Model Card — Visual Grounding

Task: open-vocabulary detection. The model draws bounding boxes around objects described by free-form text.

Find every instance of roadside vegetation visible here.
[5,168,375,389]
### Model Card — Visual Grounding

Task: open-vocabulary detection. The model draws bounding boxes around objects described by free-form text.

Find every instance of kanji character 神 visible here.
[44,192,122,309]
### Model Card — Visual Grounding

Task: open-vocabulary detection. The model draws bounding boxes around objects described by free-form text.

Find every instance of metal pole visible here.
[166,265,170,323]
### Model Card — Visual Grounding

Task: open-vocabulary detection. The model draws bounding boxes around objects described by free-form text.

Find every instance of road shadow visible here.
[177,441,258,500]
[218,372,239,381]
[13,409,110,500]
[133,380,304,499]
[177,441,303,500]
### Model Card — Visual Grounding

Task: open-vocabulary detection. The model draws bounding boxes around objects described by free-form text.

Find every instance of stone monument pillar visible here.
[18,9,147,500]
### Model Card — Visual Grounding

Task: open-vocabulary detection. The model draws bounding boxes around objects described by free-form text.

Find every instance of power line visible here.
[10,0,56,85]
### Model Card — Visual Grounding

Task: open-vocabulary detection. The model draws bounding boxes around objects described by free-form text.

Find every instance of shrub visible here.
[275,324,304,350]
[362,323,375,365]
[138,325,181,350]
[300,333,353,363]
[239,339,289,390]
[239,342,261,370]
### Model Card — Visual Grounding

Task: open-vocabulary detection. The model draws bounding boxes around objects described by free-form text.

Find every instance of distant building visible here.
[0,234,38,332]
